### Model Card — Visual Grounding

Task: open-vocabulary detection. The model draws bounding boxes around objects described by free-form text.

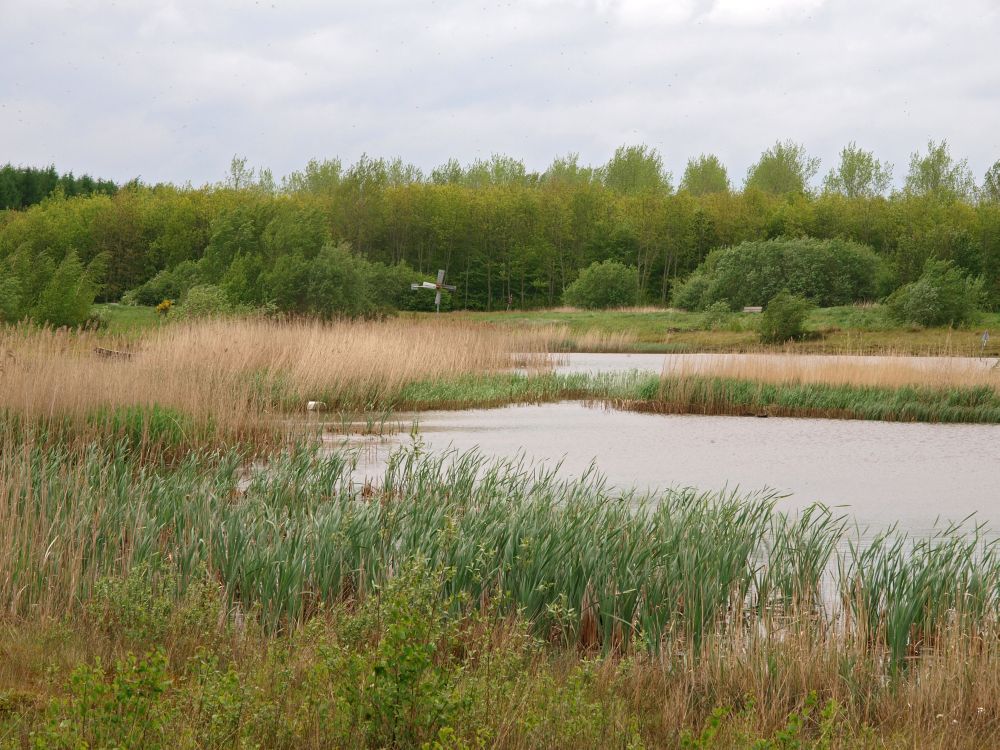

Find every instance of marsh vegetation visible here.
[0,428,998,747]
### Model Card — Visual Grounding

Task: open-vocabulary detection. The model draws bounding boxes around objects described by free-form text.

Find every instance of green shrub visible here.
[0,273,22,322]
[128,260,203,306]
[33,651,172,749]
[175,284,234,318]
[671,270,712,311]
[672,237,883,310]
[32,250,105,327]
[305,242,372,318]
[759,290,813,343]
[563,260,639,309]
[885,259,984,326]
[700,300,734,330]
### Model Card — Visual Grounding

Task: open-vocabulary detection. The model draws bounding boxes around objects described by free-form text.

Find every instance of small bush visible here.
[885,259,984,327]
[34,651,172,749]
[701,300,734,330]
[563,260,639,309]
[759,290,813,343]
[32,250,105,327]
[0,274,22,322]
[128,260,204,307]
[176,284,233,319]
[671,271,714,311]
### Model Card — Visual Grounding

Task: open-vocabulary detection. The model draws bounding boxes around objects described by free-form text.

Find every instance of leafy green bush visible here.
[885,259,984,326]
[30,250,106,327]
[305,242,372,318]
[0,274,21,322]
[563,260,639,309]
[34,651,172,749]
[700,300,734,330]
[759,290,813,343]
[671,271,711,311]
[672,238,883,310]
[175,284,234,318]
[127,260,202,306]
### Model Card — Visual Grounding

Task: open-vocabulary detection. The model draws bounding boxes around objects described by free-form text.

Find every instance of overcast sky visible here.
[2,0,998,187]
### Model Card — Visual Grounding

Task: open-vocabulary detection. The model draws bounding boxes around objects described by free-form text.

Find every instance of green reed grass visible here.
[393,371,1000,424]
[2,431,998,666]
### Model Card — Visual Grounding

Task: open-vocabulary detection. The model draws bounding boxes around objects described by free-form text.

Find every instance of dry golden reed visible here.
[662,351,1000,391]
[0,318,555,432]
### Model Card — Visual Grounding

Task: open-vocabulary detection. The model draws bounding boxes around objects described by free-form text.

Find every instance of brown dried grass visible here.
[0,317,556,436]
[662,352,1000,391]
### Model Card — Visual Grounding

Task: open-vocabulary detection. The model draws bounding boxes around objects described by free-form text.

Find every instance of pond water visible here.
[336,400,1000,538]
[548,351,1000,377]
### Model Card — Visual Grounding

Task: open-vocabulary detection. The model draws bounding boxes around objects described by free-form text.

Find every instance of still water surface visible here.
[342,401,1000,538]
[550,351,1000,376]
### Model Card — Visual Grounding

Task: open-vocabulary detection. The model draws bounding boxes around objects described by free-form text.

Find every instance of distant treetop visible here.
[0,164,118,210]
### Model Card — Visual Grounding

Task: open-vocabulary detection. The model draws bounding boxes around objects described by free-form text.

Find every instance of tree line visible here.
[1,140,1000,325]
[0,165,119,211]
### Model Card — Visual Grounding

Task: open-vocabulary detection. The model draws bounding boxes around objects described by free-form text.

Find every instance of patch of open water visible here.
[329,400,999,540]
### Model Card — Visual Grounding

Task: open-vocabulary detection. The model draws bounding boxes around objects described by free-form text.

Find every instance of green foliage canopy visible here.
[744,141,820,195]
[905,140,975,200]
[759,290,814,343]
[671,238,884,310]
[886,259,984,327]
[563,260,640,309]
[680,154,730,196]
[823,142,893,198]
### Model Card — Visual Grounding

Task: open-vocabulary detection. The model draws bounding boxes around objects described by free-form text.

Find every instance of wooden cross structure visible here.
[411,269,456,313]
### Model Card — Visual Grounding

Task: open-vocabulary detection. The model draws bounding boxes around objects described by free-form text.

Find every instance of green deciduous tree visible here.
[823,143,893,198]
[981,160,1000,204]
[32,250,105,327]
[759,290,813,343]
[563,260,639,308]
[306,243,372,318]
[745,141,820,195]
[680,154,730,195]
[670,238,883,310]
[601,145,671,194]
[886,259,984,326]
[904,140,975,200]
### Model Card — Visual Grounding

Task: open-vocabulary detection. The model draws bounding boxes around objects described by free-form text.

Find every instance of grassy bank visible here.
[393,370,1000,424]
[0,437,998,747]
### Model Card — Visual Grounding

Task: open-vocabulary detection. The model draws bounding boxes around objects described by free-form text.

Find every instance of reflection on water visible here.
[551,351,1000,377]
[329,401,1000,538]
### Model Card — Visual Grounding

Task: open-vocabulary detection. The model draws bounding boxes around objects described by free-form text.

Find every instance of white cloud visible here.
[706,0,827,24]
[615,0,697,25]
[0,0,997,185]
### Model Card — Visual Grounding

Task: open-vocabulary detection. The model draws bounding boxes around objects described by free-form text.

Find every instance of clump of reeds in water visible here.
[662,351,1000,392]
[3,426,999,674]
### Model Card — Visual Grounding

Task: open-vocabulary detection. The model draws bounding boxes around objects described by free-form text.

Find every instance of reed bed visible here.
[3,432,998,658]
[663,351,1000,391]
[0,318,561,446]
[2,435,1000,745]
